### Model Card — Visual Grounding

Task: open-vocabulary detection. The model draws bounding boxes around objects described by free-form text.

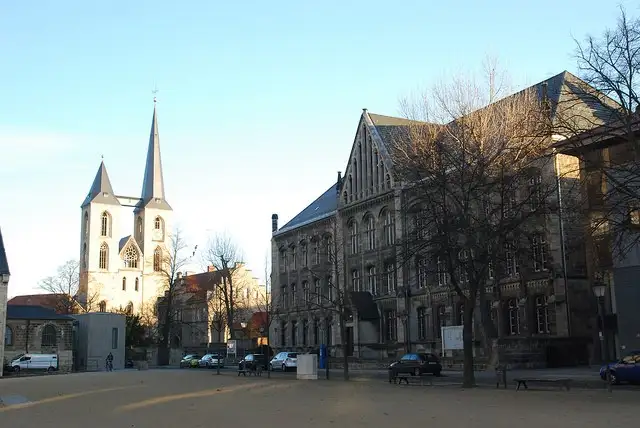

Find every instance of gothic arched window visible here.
[100,211,111,237]
[99,301,107,312]
[153,247,162,272]
[135,277,139,292]
[99,242,109,270]
[123,244,139,269]
[82,243,87,270]
[5,325,13,346]
[136,216,143,242]
[153,216,165,241]
[364,213,376,251]
[122,277,127,291]
[83,211,89,237]
[41,325,57,347]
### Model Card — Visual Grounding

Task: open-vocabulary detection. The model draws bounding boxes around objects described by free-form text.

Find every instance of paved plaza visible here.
[0,370,636,427]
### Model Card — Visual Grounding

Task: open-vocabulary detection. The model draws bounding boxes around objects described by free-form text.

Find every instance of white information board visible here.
[441,325,464,350]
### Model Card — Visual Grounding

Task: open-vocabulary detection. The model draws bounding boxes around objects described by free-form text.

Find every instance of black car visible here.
[238,353,267,373]
[388,353,442,377]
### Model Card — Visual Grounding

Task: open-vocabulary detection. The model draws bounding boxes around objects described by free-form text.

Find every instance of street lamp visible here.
[593,282,611,391]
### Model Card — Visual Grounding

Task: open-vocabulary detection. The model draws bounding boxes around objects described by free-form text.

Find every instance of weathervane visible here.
[152,84,159,104]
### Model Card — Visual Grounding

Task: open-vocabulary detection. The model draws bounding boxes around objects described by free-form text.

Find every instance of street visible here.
[0,369,636,427]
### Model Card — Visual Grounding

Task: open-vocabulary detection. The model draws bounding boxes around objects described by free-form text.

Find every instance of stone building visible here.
[558,114,640,360]
[157,263,265,349]
[271,71,609,366]
[3,305,75,371]
[0,227,10,376]
[78,101,173,315]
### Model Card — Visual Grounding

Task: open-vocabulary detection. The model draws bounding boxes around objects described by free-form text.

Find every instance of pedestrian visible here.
[106,352,114,372]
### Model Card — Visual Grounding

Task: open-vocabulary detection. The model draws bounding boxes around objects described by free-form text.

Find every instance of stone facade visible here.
[0,227,10,377]
[78,105,173,315]
[4,306,75,372]
[271,72,602,366]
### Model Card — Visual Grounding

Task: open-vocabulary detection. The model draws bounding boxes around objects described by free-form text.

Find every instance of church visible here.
[78,103,172,315]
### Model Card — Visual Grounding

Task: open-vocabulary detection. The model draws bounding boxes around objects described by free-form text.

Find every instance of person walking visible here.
[106,352,114,372]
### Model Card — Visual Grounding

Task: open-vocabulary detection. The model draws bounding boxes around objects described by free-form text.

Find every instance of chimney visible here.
[207,265,215,272]
[272,213,279,232]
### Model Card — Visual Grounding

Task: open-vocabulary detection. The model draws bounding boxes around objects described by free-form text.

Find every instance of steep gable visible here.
[0,227,9,275]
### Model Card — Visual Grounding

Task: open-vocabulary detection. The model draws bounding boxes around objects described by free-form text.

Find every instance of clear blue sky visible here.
[1,0,637,297]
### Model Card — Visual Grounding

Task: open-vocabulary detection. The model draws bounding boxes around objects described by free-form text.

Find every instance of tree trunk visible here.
[462,302,476,388]
[340,318,349,381]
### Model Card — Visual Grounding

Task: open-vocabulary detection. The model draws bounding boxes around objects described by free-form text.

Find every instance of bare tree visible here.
[391,67,561,387]
[157,228,191,365]
[39,259,100,313]
[561,7,640,258]
[202,233,245,340]
[301,218,353,381]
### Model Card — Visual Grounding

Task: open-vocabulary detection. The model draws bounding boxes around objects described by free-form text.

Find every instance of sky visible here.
[1,0,638,298]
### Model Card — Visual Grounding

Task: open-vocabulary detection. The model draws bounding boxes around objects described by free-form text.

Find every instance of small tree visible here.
[38,259,100,313]
[157,228,191,365]
[303,218,353,381]
[391,66,559,387]
[202,233,245,340]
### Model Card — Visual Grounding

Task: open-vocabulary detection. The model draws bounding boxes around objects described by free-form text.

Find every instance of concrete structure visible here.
[78,101,173,315]
[0,227,10,376]
[296,353,318,380]
[271,71,610,366]
[3,305,75,372]
[73,312,126,371]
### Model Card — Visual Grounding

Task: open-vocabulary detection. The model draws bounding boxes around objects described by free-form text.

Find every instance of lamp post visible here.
[593,282,611,391]
[399,310,409,353]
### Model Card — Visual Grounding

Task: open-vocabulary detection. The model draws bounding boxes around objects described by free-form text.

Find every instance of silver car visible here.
[269,352,298,371]
[200,353,225,368]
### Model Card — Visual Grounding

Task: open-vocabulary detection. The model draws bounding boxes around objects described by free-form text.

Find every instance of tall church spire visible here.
[81,161,120,207]
[140,103,171,209]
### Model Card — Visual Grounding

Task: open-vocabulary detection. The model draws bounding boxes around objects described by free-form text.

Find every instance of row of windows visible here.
[350,263,396,295]
[348,208,395,254]
[411,296,553,341]
[96,301,133,314]
[278,319,331,347]
[97,242,163,272]
[83,211,165,241]
[4,324,57,347]
[280,236,332,272]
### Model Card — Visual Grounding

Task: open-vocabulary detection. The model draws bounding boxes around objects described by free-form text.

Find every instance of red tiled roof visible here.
[7,294,71,314]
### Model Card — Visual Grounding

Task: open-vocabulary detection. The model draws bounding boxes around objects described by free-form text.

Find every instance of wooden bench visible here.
[514,377,572,391]
[389,373,433,386]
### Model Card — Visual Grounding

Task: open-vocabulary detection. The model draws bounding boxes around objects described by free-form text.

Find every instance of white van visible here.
[11,353,59,373]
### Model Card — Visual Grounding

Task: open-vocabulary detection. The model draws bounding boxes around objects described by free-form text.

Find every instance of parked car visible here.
[208,353,225,368]
[179,354,201,368]
[11,353,59,373]
[269,352,298,372]
[238,353,267,372]
[388,353,442,377]
[600,351,640,384]
[199,353,225,368]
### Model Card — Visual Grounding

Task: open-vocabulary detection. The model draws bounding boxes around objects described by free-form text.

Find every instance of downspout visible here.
[553,148,572,337]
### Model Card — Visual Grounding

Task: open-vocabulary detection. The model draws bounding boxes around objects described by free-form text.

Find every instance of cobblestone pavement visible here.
[0,370,636,428]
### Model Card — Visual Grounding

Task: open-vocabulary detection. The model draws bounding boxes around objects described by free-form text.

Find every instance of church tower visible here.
[133,103,173,278]
[79,161,122,307]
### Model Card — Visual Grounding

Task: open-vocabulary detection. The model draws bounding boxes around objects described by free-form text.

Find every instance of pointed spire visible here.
[139,104,171,210]
[81,161,120,207]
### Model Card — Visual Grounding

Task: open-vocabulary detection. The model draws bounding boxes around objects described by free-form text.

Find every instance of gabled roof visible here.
[81,161,121,208]
[0,227,9,276]
[8,293,66,310]
[275,183,338,235]
[118,235,142,254]
[139,105,171,210]
[7,305,75,321]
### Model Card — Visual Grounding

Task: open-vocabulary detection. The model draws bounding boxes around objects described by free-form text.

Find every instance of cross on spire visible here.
[152,85,159,104]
